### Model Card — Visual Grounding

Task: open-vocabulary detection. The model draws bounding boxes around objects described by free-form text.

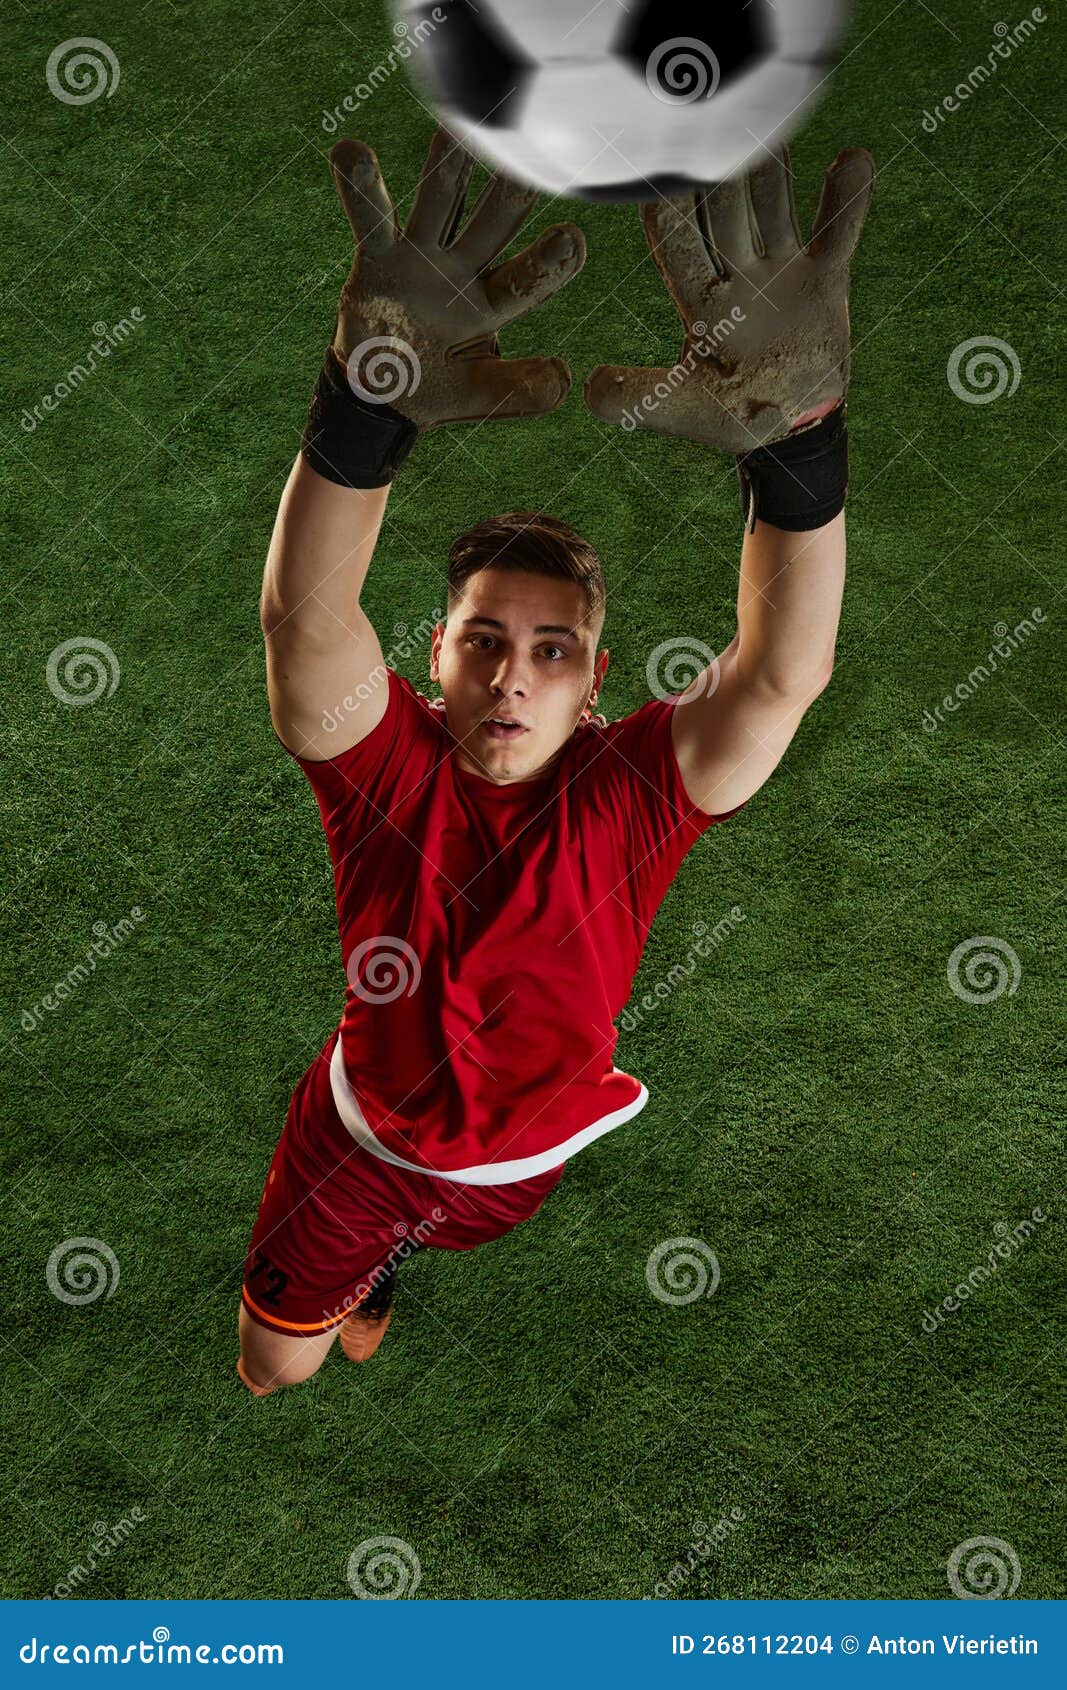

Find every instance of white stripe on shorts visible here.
[329,1034,649,1185]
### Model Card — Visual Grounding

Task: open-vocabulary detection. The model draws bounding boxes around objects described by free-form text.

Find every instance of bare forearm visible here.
[735,510,845,695]
[259,453,390,637]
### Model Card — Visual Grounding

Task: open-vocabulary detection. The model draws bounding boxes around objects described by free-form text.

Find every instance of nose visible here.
[489,655,530,700]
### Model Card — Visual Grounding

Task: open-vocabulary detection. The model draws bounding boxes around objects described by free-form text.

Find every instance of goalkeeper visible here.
[238,126,875,1395]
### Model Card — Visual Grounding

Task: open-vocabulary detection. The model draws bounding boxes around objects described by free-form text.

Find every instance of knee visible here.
[237,1304,331,1394]
[236,1352,282,1396]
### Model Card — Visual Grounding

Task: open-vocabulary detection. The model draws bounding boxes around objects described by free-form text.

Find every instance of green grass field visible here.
[2,0,1063,1601]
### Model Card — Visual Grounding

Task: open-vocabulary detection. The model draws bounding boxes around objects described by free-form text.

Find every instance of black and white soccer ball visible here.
[391,0,848,199]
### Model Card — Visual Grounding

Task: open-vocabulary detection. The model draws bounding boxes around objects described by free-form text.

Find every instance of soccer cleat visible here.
[339,1262,399,1364]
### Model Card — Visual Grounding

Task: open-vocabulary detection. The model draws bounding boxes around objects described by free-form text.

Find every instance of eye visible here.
[465,635,567,661]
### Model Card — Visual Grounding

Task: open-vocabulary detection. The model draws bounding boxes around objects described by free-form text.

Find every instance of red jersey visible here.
[282,669,745,1182]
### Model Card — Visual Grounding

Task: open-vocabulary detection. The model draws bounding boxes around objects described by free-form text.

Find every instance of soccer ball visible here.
[391,0,848,200]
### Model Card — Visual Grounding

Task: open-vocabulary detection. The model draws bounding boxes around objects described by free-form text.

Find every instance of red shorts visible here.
[241,1027,567,1337]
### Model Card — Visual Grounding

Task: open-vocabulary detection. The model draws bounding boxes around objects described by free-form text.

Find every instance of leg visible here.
[235,1034,377,1395]
[337,1245,422,1364]
[236,1301,341,1395]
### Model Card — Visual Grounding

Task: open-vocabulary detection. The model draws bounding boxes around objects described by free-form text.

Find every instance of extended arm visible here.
[585,147,875,814]
[259,463,389,759]
[261,126,585,761]
[671,507,844,815]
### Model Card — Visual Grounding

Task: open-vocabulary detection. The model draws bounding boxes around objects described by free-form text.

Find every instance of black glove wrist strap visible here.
[300,346,420,489]
[735,402,849,533]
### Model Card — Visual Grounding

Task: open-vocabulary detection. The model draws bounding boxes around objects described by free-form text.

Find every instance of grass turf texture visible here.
[1,0,1064,1601]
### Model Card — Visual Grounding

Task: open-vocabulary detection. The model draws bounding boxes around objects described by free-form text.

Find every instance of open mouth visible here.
[481,717,528,740]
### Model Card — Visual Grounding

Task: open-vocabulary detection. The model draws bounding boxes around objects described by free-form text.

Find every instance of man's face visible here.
[429,567,609,786]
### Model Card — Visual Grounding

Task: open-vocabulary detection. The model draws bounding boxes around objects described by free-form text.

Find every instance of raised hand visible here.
[584,146,875,454]
[327,125,586,428]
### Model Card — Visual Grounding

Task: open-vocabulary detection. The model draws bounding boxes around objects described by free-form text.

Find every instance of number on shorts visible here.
[247,1248,288,1308]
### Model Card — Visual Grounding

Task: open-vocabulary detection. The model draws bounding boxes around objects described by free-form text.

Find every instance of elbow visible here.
[260,592,299,640]
[790,661,835,707]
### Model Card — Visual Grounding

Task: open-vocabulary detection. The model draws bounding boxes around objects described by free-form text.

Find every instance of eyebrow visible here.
[460,615,579,640]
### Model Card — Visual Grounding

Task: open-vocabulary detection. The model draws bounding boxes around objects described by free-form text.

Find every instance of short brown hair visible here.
[447,512,605,635]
